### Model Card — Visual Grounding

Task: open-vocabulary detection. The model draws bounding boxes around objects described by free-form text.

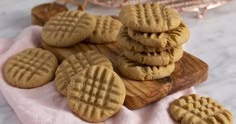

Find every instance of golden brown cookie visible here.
[42,10,96,47]
[119,3,181,32]
[117,26,167,52]
[118,55,175,80]
[67,65,126,122]
[4,48,58,88]
[31,3,68,26]
[88,16,122,44]
[55,51,112,96]
[123,46,183,66]
[170,94,233,124]
[128,22,190,48]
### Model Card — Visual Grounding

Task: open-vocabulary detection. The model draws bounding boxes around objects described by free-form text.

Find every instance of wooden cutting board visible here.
[42,42,208,110]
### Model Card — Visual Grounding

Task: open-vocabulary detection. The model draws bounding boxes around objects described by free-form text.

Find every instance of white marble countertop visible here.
[0,0,235,123]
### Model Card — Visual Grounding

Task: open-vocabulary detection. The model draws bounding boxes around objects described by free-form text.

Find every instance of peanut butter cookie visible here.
[123,46,183,66]
[42,11,96,47]
[4,48,58,88]
[119,3,181,32]
[117,26,167,52]
[128,22,190,48]
[67,65,126,122]
[55,51,112,96]
[88,16,122,44]
[170,94,233,124]
[118,55,175,80]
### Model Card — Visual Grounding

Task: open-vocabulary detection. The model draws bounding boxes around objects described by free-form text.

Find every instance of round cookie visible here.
[170,94,233,124]
[88,16,122,44]
[55,51,112,96]
[123,46,183,66]
[42,10,96,47]
[67,65,126,122]
[119,3,181,32]
[128,22,190,48]
[117,26,167,52]
[31,3,68,26]
[4,48,58,88]
[118,55,175,80]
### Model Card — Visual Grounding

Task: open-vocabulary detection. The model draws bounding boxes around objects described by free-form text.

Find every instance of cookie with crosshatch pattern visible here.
[42,10,96,47]
[55,51,113,96]
[119,2,181,32]
[118,55,175,80]
[128,22,190,48]
[170,94,233,124]
[4,48,58,88]
[87,16,122,44]
[117,26,169,53]
[123,46,183,66]
[67,65,126,122]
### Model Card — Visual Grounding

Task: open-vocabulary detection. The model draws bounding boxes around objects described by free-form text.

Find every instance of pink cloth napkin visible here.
[0,26,196,124]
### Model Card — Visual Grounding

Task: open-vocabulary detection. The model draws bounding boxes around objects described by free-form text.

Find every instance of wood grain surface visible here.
[42,42,208,110]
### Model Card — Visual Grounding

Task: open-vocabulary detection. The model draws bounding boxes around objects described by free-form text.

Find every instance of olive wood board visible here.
[42,42,208,110]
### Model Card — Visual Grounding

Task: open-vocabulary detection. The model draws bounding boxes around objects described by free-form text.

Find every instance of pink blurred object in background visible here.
[88,0,231,18]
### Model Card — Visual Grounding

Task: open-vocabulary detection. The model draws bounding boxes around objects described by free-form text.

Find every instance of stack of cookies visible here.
[117,2,190,81]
